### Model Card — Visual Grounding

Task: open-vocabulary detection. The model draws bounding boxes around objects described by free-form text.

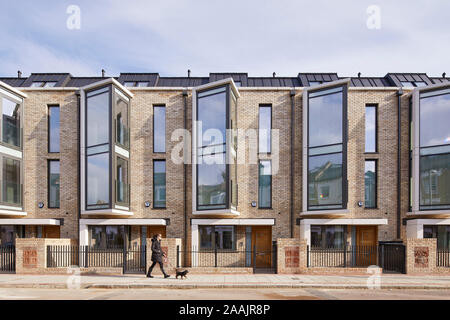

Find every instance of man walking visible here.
[146,233,170,278]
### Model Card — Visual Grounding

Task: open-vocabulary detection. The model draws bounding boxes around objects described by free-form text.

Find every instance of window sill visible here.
[152,207,167,210]
[300,209,349,215]
[258,207,273,210]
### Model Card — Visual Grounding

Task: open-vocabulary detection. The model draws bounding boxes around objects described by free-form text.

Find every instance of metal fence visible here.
[437,248,450,267]
[0,245,15,273]
[307,245,378,268]
[46,245,146,273]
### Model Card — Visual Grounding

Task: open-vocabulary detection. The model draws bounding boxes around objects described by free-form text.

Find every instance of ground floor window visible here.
[310,225,346,248]
[0,225,24,246]
[88,225,128,248]
[424,225,450,249]
[199,225,235,250]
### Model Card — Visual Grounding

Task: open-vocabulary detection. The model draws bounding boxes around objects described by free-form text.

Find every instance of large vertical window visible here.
[153,160,166,208]
[116,157,129,205]
[1,96,21,148]
[307,86,346,210]
[115,91,129,148]
[365,105,377,153]
[364,160,377,208]
[419,88,450,210]
[153,105,166,153]
[197,86,227,210]
[258,160,272,208]
[48,160,60,208]
[259,105,271,153]
[86,87,110,209]
[48,105,60,153]
[2,157,21,206]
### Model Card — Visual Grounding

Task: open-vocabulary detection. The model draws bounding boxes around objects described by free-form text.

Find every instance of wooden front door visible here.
[251,226,272,268]
[43,226,60,238]
[147,226,166,239]
[355,226,377,266]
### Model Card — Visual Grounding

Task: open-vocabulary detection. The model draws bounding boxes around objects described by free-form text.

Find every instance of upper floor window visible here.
[364,160,377,208]
[124,81,149,87]
[258,105,271,153]
[365,105,377,153]
[48,105,60,153]
[258,160,272,208]
[1,96,21,148]
[153,105,166,153]
[48,160,60,208]
[153,160,166,208]
[115,89,129,148]
[116,156,129,206]
[31,81,57,87]
[1,155,21,207]
[307,86,347,210]
[419,88,450,210]
[401,81,426,88]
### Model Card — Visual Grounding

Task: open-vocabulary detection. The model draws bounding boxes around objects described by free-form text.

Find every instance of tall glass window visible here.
[307,86,346,210]
[419,89,450,210]
[153,160,166,208]
[48,105,60,153]
[115,91,129,148]
[48,160,60,208]
[259,105,271,153]
[258,160,272,208]
[116,157,128,205]
[153,105,166,153]
[365,105,377,153]
[364,160,377,208]
[2,96,21,148]
[2,157,21,206]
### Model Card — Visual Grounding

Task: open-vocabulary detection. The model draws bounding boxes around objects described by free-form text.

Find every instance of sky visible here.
[0,0,449,78]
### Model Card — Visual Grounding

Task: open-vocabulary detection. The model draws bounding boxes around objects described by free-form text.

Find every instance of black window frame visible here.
[153,104,166,153]
[153,159,166,209]
[48,105,60,153]
[258,159,272,209]
[364,104,378,153]
[364,159,377,209]
[47,159,60,208]
[306,85,348,211]
[258,104,272,154]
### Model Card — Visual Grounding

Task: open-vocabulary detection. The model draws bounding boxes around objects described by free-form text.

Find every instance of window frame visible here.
[198,225,236,251]
[258,159,272,209]
[364,159,377,209]
[0,153,23,208]
[153,104,166,153]
[0,90,23,151]
[153,159,167,209]
[114,154,129,207]
[258,104,272,154]
[113,88,130,150]
[48,105,60,153]
[47,159,60,208]
[306,85,348,211]
[364,104,378,153]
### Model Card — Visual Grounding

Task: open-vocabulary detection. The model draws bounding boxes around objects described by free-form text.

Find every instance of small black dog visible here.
[176,269,189,279]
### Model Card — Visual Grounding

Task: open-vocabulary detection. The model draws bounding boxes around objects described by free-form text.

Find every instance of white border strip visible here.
[0,81,27,99]
[0,218,60,225]
[0,145,22,159]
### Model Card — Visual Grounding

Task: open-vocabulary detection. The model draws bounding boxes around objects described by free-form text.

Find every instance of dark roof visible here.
[1,72,448,88]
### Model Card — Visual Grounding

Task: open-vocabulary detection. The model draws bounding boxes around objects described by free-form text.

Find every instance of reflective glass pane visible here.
[198,155,226,209]
[365,106,376,152]
[49,106,60,152]
[308,153,342,208]
[116,158,128,204]
[420,153,450,209]
[2,97,21,147]
[115,94,129,148]
[153,106,166,152]
[2,157,20,205]
[87,153,109,206]
[87,89,109,147]
[197,90,226,149]
[153,160,166,208]
[309,144,342,156]
[364,160,376,208]
[308,90,343,147]
[259,106,271,153]
[258,160,271,208]
[420,92,450,147]
[49,160,60,208]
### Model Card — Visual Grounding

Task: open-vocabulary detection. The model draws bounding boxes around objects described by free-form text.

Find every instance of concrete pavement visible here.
[1,273,450,290]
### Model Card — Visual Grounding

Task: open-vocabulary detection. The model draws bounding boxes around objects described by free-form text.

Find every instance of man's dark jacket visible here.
[151,238,164,263]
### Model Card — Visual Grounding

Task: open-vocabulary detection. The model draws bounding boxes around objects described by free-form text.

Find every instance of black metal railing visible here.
[46,245,146,273]
[437,248,450,267]
[0,245,15,273]
[307,245,379,268]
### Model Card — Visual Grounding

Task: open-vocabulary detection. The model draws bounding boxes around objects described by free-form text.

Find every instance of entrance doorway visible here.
[355,226,377,266]
[251,226,272,268]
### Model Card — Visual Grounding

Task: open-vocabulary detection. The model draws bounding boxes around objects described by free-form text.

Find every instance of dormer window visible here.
[123,81,149,87]
[31,81,57,87]
[401,81,427,88]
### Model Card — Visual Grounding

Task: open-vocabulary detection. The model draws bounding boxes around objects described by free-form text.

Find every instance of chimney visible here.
[102,69,106,78]
[358,72,361,78]
[187,69,191,78]
[272,72,276,78]
[17,70,22,78]
[443,72,447,78]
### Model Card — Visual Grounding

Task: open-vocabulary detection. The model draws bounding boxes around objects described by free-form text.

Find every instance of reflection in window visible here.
[153,160,166,208]
[115,92,129,148]
[424,225,450,249]
[311,225,346,248]
[48,106,60,152]
[153,105,166,153]
[307,86,345,210]
[48,160,60,208]
[87,88,109,147]
[419,89,450,210]
[2,157,20,206]
[116,157,128,205]
[89,225,126,248]
[365,105,376,152]
[199,225,235,250]
[258,160,271,208]
[259,105,271,153]
[87,153,109,208]
[365,160,376,208]
[2,97,21,147]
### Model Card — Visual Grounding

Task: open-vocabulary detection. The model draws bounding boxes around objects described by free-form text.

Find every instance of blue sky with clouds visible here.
[1,0,449,78]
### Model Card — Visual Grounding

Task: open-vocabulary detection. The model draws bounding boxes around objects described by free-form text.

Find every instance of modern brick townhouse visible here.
[0,71,449,272]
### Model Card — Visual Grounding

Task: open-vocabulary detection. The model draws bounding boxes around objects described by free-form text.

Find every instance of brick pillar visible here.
[277,238,307,274]
[406,238,437,274]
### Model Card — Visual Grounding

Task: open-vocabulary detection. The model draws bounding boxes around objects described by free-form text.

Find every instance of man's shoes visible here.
[164,274,170,278]
[146,275,154,278]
